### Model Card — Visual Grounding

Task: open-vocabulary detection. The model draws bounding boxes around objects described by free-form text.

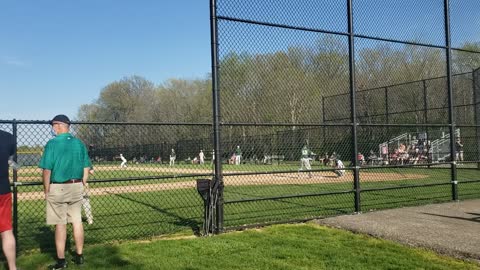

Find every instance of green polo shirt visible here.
[39,133,92,183]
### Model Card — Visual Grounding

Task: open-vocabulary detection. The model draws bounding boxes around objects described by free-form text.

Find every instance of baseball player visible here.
[455,138,464,162]
[234,146,242,165]
[82,167,94,225]
[169,149,176,167]
[119,153,127,168]
[334,159,345,177]
[300,145,314,177]
[199,150,205,165]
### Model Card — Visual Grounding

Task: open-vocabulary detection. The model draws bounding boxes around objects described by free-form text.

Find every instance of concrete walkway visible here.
[315,199,480,263]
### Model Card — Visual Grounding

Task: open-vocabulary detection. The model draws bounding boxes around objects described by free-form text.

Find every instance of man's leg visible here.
[306,161,312,178]
[55,224,67,259]
[72,222,84,255]
[1,230,17,270]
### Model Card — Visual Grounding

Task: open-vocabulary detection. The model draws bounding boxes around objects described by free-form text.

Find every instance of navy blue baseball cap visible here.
[51,114,71,125]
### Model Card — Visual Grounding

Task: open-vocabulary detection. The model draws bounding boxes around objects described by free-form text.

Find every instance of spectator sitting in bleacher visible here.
[357,152,365,165]
[397,144,408,165]
[408,145,418,164]
[367,150,377,165]
[229,154,236,165]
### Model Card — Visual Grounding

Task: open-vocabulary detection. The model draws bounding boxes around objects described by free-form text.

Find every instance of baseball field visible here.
[11,162,480,252]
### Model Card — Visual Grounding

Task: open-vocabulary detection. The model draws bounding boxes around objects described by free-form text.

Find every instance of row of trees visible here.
[77,39,480,125]
[77,76,212,123]
[76,39,480,155]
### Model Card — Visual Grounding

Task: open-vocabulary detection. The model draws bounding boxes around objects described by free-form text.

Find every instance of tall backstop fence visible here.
[1,0,480,253]
[212,0,480,231]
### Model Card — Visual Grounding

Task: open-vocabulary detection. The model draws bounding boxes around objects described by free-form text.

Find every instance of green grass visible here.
[11,165,480,252]
[9,223,479,270]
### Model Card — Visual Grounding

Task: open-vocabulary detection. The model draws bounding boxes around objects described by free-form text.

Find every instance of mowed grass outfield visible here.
[8,223,480,270]
[10,162,480,252]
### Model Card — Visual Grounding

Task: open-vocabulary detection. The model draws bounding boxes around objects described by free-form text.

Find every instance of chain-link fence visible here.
[2,121,215,252]
[2,0,480,253]
[213,0,480,231]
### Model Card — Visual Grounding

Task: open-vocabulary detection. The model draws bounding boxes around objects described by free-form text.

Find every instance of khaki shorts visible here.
[46,183,84,225]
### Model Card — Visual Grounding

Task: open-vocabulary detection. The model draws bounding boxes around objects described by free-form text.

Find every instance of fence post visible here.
[473,68,480,169]
[423,80,429,138]
[322,97,326,147]
[385,87,390,163]
[443,0,458,201]
[210,0,224,233]
[347,0,361,212]
[12,120,19,250]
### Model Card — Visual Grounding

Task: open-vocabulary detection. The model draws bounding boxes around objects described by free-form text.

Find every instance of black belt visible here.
[52,179,82,184]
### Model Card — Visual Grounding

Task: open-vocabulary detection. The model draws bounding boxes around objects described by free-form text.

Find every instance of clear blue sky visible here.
[0,0,211,120]
[1,0,478,121]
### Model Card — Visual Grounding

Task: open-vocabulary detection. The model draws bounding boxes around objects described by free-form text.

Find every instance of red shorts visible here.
[0,192,13,233]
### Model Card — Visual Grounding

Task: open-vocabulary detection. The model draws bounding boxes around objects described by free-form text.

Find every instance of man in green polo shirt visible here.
[39,114,91,269]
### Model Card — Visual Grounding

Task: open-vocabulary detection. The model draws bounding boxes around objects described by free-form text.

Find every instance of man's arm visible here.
[42,169,51,199]
[83,167,89,186]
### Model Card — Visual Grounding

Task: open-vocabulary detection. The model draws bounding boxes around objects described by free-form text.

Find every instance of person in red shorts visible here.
[0,130,18,270]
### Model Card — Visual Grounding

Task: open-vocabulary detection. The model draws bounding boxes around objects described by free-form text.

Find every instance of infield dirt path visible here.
[16,171,427,201]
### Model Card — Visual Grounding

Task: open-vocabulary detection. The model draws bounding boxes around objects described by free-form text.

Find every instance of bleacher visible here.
[377,129,460,164]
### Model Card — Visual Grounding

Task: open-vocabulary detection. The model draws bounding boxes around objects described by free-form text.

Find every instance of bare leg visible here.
[1,230,17,270]
[72,222,84,255]
[55,224,67,259]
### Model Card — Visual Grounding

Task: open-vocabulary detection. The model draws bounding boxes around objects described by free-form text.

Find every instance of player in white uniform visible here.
[334,159,345,177]
[199,150,205,165]
[234,146,242,165]
[82,167,94,225]
[300,145,314,178]
[169,149,176,167]
[120,153,127,168]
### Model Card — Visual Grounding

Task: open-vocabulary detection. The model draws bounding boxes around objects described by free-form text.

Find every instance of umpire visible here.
[39,114,91,269]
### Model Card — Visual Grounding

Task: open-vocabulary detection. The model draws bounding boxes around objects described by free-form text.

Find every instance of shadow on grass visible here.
[422,212,480,223]
[32,226,79,262]
[109,192,202,236]
[84,245,137,269]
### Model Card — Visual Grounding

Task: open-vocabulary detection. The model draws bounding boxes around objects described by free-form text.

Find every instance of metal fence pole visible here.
[347,0,361,212]
[473,68,480,169]
[423,80,428,124]
[12,120,19,249]
[443,0,458,201]
[210,0,224,233]
[322,97,326,147]
[385,87,390,163]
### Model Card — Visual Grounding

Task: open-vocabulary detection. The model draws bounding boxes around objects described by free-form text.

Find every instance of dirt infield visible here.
[16,171,427,201]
